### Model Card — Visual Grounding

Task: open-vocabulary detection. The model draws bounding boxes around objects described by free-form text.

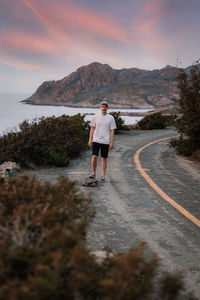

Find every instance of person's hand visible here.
[89,141,92,147]
[109,143,113,150]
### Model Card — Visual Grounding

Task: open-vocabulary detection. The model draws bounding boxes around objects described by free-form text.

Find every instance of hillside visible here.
[23,62,180,108]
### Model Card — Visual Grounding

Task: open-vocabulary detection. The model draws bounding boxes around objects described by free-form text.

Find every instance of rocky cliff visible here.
[23,62,181,108]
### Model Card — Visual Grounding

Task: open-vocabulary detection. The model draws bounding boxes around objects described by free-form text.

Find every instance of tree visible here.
[171,66,200,155]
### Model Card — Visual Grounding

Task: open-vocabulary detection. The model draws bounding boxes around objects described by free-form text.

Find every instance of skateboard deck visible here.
[82,177,97,187]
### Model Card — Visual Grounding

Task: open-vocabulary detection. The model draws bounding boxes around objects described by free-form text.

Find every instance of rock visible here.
[91,250,113,263]
[0,162,20,182]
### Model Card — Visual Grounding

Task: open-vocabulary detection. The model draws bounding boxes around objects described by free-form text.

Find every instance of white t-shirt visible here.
[90,113,117,144]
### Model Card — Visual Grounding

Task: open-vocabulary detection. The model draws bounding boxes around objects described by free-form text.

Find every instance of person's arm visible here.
[89,126,95,147]
[109,129,114,150]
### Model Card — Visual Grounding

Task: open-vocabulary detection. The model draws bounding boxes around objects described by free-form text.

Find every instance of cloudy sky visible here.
[1,0,200,94]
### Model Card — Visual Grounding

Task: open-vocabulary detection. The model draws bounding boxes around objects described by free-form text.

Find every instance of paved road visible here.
[21,128,200,297]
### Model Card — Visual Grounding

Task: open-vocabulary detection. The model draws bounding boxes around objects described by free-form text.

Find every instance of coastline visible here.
[1,96,149,135]
[21,100,177,117]
[21,100,153,110]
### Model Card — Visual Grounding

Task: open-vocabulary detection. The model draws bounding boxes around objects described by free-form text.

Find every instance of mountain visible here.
[23,62,181,109]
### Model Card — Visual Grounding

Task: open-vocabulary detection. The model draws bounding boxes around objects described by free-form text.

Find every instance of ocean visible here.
[0,93,150,135]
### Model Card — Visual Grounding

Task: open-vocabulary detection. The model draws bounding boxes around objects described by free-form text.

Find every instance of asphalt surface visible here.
[21,128,200,297]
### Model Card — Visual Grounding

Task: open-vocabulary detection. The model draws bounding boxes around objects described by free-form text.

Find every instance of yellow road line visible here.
[134,136,200,228]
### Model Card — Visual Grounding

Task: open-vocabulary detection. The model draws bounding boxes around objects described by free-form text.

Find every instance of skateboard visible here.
[82,177,98,187]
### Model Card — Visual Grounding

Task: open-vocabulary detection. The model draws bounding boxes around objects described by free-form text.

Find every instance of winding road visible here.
[22,128,200,297]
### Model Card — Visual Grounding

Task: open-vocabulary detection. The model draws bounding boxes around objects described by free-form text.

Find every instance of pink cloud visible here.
[4,0,172,74]
[0,0,138,74]
[0,31,57,54]
[2,0,195,75]
[0,52,46,74]
[141,0,163,15]
[22,0,130,44]
[132,0,170,51]
[0,31,59,74]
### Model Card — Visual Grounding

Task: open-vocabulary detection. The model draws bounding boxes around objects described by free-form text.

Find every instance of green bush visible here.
[170,66,200,155]
[138,112,172,130]
[0,114,89,167]
[109,112,129,134]
[0,175,196,300]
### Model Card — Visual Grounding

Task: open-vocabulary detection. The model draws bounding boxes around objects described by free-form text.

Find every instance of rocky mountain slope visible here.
[23,62,181,108]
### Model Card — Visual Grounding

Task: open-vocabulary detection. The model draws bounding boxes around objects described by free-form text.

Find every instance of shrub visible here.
[170,136,198,156]
[109,112,129,134]
[0,175,96,300]
[0,114,90,167]
[137,112,171,130]
[170,66,200,155]
[0,175,196,300]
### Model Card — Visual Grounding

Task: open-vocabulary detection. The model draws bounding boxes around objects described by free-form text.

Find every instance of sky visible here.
[0,0,200,94]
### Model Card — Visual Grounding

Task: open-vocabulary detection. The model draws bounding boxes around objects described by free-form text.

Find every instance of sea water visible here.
[0,93,151,135]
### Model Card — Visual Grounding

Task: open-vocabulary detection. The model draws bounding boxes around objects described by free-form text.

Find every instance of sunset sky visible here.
[1,0,200,94]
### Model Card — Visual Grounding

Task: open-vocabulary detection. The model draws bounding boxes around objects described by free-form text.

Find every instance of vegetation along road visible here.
[22,128,200,297]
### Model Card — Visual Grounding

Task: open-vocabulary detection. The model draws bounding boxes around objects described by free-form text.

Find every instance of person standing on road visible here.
[88,101,116,182]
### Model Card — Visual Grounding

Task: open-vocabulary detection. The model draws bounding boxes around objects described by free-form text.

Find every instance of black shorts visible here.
[92,142,109,158]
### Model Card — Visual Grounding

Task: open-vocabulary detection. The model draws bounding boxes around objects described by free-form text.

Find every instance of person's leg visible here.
[90,142,100,177]
[91,155,98,175]
[101,157,107,177]
[100,144,109,181]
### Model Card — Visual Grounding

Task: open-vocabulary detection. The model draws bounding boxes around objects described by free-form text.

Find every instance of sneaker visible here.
[89,173,96,179]
[101,176,105,182]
